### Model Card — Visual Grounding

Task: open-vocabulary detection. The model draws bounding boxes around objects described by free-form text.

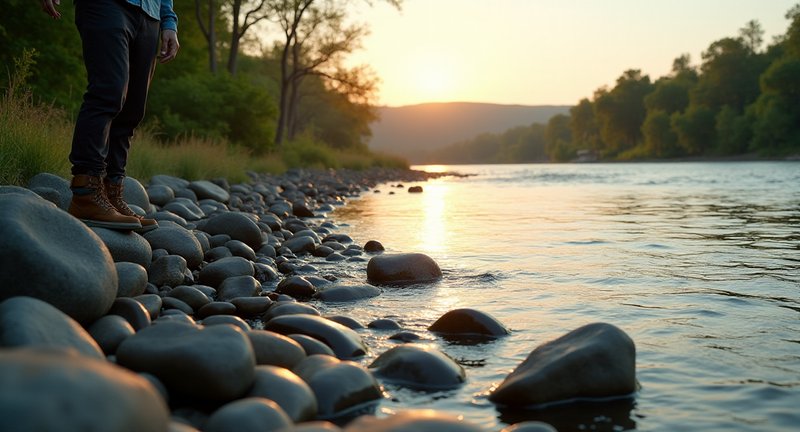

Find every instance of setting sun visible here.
[407,52,458,102]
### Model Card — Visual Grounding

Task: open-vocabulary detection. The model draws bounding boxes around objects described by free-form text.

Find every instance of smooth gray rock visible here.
[189,180,230,204]
[108,297,153,331]
[153,211,189,227]
[284,422,341,432]
[88,314,136,355]
[225,240,256,261]
[344,411,482,432]
[276,275,317,299]
[0,348,170,432]
[150,174,190,192]
[315,285,381,303]
[289,334,336,357]
[500,422,558,432]
[148,255,188,287]
[30,186,62,206]
[116,262,148,297]
[0,185,41,197]
[134,294,163,319]
[246,330,307,368]
[363,240,384,253]
[197,301,237,319]
[163,201,204,221]
[0,194,117,323]
[205,246,234,262]
[205,398,291,432]
[295,357,382,420]
[263,302,321,321]
[0,297,104,359]
[324,316,364,330]
[369,345,465,390]
[218,275,261,302]
[201,314,251,332]
[265,315,367,359]
[201,212,263,249]
[368,318,401,330]
[429,308,511,337]
[366,253,442,285]
[231,296,272,317]
[27,172,71,209]
[162,297,194,315]
[123,177,151,211]
[199,256,255,287]
[147,184,174,206]
[117,322,256,401]
[248,365,317,422]
[91,228,153,269]
[143,226,203,269]
[165,285,211,311]
[488,323,637,406]
[282,236,316,254]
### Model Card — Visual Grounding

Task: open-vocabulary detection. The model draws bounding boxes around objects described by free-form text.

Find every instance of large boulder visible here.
[0,296,104,359]
[489,323,636,406]
[366,253,442,285]
[143,226,204,269]
[0,194,117,323]
[116,322,256,401]
[189,180,230,204]
[369,345,465,390]
[27,172,71,210]
[344,410,483,432]
[265,314,367,359]
[91,228,153,269]
[201,212,263,250]
[0,348,170,432]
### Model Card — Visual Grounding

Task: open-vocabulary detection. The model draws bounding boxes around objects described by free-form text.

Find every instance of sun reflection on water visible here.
[418,183,449,255]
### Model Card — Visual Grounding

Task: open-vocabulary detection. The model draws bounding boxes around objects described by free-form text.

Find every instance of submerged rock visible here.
[366,253,442,285]
[489,323,636,406]
[293,355,382,420]
[429,308,510,337]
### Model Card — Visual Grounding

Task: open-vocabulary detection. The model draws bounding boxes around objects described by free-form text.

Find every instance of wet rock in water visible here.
[165,285,211,311]
[189,180,230,204]
[231,296,273,317]
[199,256,255,287]
[369,345,465,391]
[116,262,148,297]
[0,194,117,323]
[289,334,336,357]
[91,227,153,269]
[345,410,482,432]
[325,252,346,262]
[322,234,352,244]
[148,255,188,287]
[28,172,71,209]
[389,331,421,343]
[314,284,381,303]
[218,275,262,302]
[407,186,424,193]
[325,315,364,330]
[429,308,511,337]
[488,323,637,406]
[265,314,367,359]
[312,245,334,257]
[246,330,307,368]
[500,421,558,432]
[276,275,317,299]
[368,318,401,330]
[134,294,163,320]
[201,314,251,332]
[147,184,175,206]
[263,302,320,321]
[0,347,169,431]
[88,314,136,355]
[247,365,318,422]
[107,297,152,331]
[116,321,256,401]
[197,301,237,319]
[204,397,291,432]
[226,240,257,261]
[366,253,442,285]
[143,226,203,269]
[293,356,382,420]
[201,212,262,250]
[0,297,104,359]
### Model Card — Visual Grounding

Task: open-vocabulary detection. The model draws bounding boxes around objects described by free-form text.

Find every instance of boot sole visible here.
[80,219,142,231]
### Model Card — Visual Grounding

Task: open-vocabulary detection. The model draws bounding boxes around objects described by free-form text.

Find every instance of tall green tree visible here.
[593,70,653,156]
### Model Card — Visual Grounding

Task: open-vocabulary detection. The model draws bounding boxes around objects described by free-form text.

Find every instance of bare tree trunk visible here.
[227,0,242,75]
[195,0,217,73]
[274,38,292,147]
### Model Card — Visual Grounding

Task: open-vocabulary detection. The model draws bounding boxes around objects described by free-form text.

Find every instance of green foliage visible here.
[642,110,681,158]
[593,70,653,156]
[714,106,752,154]
[671,105,716,155]
[281,134,340,169]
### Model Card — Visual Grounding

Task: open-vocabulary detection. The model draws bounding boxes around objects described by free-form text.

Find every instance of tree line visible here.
[0,0,398,155]
[430,5,800,163]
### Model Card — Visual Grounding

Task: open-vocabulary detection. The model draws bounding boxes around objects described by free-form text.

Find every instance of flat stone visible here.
[324,316,364,330]
[231,296,272,318]
[248,365,317,422]
[0,296,104,359]
[165,285,211,311]
[202,314,251,332]
[162,297,194,315]
[369,345,465,390]
[199,256,255,287]
[197,301,237,319]
[150,174,190,193]
[246,330,307,368]
[0,347,169,431]
[189,180,230,204]
[163,201,204,221]
[265,314,367,359]
[201,212,263,250]
[345,410,482,432]
[143,226,203,269]
[315,285,381,303]
[0,194,117,323]
[116,262,148,297]
[366,253,442,285]
[263,302,321,321]
[116,322,256,401]
[488,323,637,406]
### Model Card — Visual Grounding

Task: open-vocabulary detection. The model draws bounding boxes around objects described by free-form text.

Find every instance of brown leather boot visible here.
[69,174,142,230]
[104,177,159,233]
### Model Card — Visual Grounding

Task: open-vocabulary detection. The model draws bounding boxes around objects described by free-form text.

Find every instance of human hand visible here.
[41,0,61,19]
[159,30,180,64]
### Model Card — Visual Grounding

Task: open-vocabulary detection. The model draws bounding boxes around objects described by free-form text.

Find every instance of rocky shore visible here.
[0,168,637,431]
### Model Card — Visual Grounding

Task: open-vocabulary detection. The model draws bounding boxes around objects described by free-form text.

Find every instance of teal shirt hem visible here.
[125,0,178,32]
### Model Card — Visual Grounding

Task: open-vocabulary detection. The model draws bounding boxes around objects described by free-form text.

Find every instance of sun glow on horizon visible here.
[405,51,461,103]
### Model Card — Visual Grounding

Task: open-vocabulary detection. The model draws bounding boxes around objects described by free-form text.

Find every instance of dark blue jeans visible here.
[70,0,159,179]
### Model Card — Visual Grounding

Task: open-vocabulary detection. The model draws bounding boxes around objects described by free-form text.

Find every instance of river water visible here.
[320,162,799,431]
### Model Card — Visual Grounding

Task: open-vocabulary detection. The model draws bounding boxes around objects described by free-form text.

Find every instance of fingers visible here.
[159,30,180,64]
[41,0,62,19]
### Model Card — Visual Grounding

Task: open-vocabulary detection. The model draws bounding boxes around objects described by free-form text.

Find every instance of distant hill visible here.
[367,102,570,163]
